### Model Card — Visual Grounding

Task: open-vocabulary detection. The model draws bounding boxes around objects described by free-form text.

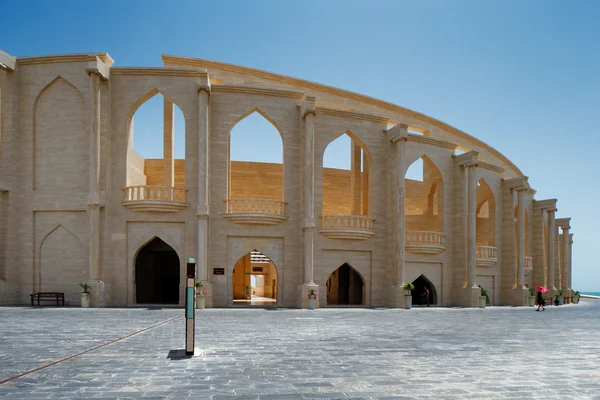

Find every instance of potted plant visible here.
[195,280,206,309]
[572,290,580,304]
[307,289,317,310]
[403,282,415,309]
[79,282,91,308]
[479,288,488,308]
[555,289,564,305]
[528,287,536,307]
[553,291,561,306]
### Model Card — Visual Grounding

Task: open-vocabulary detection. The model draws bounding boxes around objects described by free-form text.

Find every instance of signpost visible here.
[185,258,196,356]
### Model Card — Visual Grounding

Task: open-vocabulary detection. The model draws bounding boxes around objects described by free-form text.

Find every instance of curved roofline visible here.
[162,54,523,177]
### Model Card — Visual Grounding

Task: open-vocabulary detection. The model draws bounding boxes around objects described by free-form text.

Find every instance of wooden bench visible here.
[30,292,65,307]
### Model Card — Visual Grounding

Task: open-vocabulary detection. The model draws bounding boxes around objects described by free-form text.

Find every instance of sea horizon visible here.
[582,291,600,296]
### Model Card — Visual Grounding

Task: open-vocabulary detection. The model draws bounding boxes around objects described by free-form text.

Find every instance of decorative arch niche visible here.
[33,77,87,194]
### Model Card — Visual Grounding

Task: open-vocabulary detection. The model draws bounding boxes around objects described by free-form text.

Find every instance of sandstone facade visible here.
[0,50,574,307]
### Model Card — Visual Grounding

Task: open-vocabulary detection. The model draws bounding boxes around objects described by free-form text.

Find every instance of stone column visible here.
[85,68,106,307]
[197,86,210,284]
[562,225,569,288]
[393,134,407,289]
[568,233,574,289]
[516,187,526,288]
[351,141,361,215]
[466,162,478,288]
[362,151,370,216]
[87,71,101,282]
[547,208,556,290]
[303,109,315,285]
[300,97,318,308]
[163,98,175,188]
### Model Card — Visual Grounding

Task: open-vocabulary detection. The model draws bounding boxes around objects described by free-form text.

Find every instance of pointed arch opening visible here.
[325,263,364,305]
[135,237,180,304]
[476,179,496,247]
[322,131,372,216]
[232,249,278,306]
[410,274,438,306]
[125,90,186,199]
[405,155,443,232]
[228,109,283,199]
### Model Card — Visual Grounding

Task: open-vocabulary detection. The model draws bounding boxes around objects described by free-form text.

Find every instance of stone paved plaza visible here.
[1,301,600,399]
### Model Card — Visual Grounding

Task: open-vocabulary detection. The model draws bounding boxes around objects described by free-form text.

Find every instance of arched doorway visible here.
[232,249,278,306]
[411,275,438,306]
[326,263,364,305]
[135,237,180,304]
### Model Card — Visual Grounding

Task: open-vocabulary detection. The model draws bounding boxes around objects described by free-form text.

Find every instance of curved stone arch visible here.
[410,273,439,305]
[227,246,283,304]
[132,234,181,265]
[405,154,444,222]
[405,154,442,179]
[33,76,84,109]
[33,76,86,190]
[320,129,373,167]
[323,261,366,285]
[125,88,187,152]
[228,107,284,140]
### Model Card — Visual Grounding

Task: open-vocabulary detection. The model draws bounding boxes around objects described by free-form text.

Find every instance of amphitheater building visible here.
[0,50,574,308]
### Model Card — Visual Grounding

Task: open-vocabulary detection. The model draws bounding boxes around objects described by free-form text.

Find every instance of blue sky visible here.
[2,0,599,291]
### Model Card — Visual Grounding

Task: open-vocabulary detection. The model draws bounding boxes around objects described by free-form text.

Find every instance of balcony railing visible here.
[223,198,288,225]
[405,231,446,254]
[524,256,533,273]
[122,185,188,212]
[320,215,375,240]
[476,246,498,267]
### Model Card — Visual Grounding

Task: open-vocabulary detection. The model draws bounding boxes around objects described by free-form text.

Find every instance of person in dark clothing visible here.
[536,290,546,311]
[423,286,430,307]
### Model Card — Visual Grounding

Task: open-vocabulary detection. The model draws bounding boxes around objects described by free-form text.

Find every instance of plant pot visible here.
[572,295,579,304]
[404,295,412,309]
[81,292,90,308]
[196,294,205,309]
[479,296,486,308]
[308,297,316,310]
[554,299,559,306]
[529,296,536,307]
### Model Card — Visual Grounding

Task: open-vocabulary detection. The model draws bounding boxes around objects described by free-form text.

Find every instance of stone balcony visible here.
[476,246,498,267]
[122,185,189,212]
[223,198,288,225]
[524,256,533,274]
[405,231,446,254]
[320,215,375,240]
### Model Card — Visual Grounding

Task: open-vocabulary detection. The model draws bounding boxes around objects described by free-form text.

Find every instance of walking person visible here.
[536,289,546,311]
[423,286,430,307]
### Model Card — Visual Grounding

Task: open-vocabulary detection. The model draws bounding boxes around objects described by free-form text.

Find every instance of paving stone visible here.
[1,302,600,398]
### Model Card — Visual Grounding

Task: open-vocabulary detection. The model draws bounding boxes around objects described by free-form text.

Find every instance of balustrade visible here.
[223,198,288,225]
[476,245,498,267]
[405,231,446,254]
[122,185,188,212]
[320,214,375,240]
[524,256,533,271]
